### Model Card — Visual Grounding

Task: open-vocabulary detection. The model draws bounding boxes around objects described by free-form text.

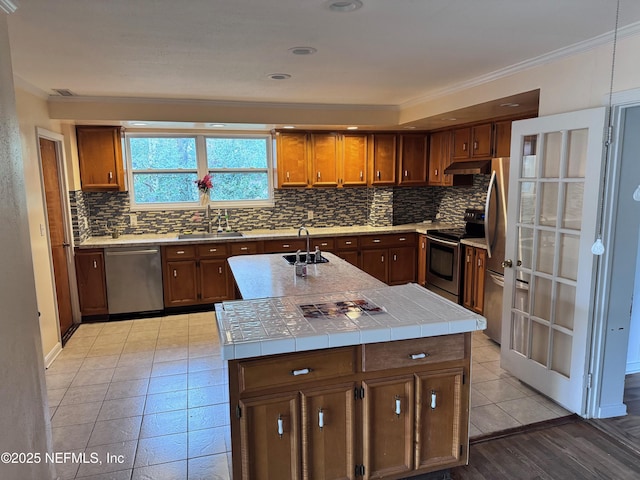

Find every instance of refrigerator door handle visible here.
[484,170,497,258]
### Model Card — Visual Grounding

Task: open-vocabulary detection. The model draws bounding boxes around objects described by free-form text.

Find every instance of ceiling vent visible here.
[52,89,76,97]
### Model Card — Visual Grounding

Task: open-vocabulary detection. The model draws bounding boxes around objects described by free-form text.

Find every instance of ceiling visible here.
[7,0,640,129]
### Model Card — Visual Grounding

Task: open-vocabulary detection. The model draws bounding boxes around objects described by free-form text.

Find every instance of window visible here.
[126,133,273,209]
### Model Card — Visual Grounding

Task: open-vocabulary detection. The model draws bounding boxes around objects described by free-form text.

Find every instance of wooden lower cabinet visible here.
[229,334,470,480]
[360,234,417,285]
[361,248,388,283]
[75,248,108,316]
[462,245,486,314]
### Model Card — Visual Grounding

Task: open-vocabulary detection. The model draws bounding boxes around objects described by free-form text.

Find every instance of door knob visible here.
[502,259,513,268]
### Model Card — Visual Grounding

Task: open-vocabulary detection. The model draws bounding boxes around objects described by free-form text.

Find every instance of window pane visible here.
[133,173,198,203]
[130,137,197,169]
[209,172,269,201]
[206,138,268,168]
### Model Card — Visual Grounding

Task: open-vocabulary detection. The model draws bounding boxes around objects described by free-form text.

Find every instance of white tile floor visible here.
[45,314,570,479]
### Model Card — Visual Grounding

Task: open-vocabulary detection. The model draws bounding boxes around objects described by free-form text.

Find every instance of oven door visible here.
[425,235,461,303]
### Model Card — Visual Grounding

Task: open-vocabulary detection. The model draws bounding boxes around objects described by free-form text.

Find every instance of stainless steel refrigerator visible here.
[482,157,510,343]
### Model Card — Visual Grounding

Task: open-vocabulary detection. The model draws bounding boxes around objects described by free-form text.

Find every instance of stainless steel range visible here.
[425,208,485,303]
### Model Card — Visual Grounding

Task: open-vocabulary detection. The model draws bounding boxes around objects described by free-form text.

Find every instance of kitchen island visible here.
[217,253,486,480]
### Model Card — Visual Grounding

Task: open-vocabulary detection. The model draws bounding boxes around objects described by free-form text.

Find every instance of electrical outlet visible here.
[307,210,314,220]
[129,214,138,227]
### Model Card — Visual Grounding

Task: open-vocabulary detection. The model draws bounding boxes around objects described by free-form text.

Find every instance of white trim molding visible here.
[0,0,18,14]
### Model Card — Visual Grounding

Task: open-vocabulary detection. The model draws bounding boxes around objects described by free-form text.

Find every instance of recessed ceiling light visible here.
[347,126,359,130]
[500,102,520,108]
[208,123,226,128]
[289,47,317,56]
[325,0,363,12]
[131,122,148,126]
[283,125,296,129]
[268,73,292,80]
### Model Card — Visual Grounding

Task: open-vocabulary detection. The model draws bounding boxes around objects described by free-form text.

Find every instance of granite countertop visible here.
[215,283,486,360]
[77,221,458,248]
[228,252,386,300]
[461,237,488,249]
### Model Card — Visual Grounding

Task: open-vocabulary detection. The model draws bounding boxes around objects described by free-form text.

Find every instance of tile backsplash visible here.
[71,176,489,243]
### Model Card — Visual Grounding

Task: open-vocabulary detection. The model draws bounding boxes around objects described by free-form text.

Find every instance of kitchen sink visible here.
[178,231,244,239]
[282,253,330,265]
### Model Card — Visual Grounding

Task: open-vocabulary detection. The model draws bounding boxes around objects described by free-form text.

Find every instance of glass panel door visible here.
[501,108,606,415]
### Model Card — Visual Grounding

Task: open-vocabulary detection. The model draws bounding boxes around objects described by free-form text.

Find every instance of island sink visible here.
[282,253,329,265]
[178,231,243,239]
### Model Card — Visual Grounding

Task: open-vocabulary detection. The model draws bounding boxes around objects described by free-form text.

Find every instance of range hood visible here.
[444,160,491,175]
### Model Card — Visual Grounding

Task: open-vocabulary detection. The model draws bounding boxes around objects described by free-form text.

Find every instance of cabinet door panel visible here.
[417,234,427,286]
[473,248,486,314]
[301,383,355,480]
[337,250,359,268]
[415,369,465,470]
[471,123,493,158]
[200,259,229,303]
[76,126,124,190]
[75,250,108,315]
[361,249,388,284]
[452,128,471,160]
[493,120,512,158]
[370,134,397,185]
[164,260,198,306]
[341,134,368,186]
[311,133,339,187]
[462,246,474,310]
[240,393,300,480]
[398,134,428,186]
[389,246,416,285]
[362,376,414,478]
[277,133,309,187]
[428,131,450,186]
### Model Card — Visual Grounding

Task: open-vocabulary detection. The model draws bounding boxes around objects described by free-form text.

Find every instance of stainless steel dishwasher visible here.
[104,247,164,315]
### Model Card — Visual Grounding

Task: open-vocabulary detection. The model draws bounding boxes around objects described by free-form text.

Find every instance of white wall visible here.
[627,231,640,373]
[15,88,65,363]
[0,14,56,480]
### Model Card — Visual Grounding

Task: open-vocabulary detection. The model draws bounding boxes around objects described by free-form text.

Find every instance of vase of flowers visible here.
[195,174,213,206]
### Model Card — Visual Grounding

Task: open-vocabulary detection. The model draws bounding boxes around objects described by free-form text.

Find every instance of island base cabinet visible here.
[302,383,357,480]
[362,376,414,479]
[415,369,465,471]
[239,393,301,480]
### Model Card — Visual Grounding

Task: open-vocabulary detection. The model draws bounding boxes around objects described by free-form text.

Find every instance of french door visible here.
[501,107,606,414]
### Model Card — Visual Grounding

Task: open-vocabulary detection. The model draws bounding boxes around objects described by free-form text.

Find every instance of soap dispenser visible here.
[294,249,307,277]
[314,245,321,263]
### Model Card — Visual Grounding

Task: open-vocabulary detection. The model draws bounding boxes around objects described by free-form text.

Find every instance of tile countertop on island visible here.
[76,221,458,248]
[216,251,486,361]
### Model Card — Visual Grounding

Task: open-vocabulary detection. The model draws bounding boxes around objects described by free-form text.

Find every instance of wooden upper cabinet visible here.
[493,120,512,158]
[276,132,309,188]
[76,126,125,191]
[310,133,339,187]
[341,133,368,186]
[369,134,397,186]
[428,130,452,186]
[398,134,428,186]
[452,123,493,160]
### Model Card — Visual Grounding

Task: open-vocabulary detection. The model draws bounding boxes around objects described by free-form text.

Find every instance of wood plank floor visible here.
[451,417,640,479]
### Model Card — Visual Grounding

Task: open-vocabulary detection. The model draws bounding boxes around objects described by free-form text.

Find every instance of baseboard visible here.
[626,362,640,375]
[44,342,63,369]
[597,403,628,419]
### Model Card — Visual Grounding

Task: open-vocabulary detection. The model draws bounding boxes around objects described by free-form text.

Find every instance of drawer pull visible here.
[218,267,223,274]
[320,242,328,247]
[282,244,290,248]
[291,368,312,376]
[318,409,324,430]
[395,396,402,416]
[399,237,406,241]
[372,239,381,243]
[431,390,437,410]
[277,415,284,438]
[240,247,249,251]
[209,248,217,252]
[176,250,185,255]
[409,352,428,360]
[345,241,352,245]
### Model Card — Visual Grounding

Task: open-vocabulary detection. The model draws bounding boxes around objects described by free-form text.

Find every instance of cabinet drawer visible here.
[362,334,465,372]
[335,236,359,250]
[311,237,335,251]
[229,241,263,256]
[164,245,196,260]
[197,243,228,258]
[360,233,416,248]
[263,239,306,253]
[238,347,356,393]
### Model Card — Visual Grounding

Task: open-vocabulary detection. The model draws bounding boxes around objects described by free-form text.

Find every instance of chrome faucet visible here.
[298,226,311,263]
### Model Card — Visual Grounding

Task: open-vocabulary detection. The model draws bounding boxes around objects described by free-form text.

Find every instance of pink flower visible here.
[195,174,213,193]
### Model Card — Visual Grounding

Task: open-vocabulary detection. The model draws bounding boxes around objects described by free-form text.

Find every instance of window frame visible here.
[125,131,275,211]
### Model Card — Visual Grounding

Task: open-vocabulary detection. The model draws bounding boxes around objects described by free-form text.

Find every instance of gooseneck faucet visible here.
[298,226,311,263]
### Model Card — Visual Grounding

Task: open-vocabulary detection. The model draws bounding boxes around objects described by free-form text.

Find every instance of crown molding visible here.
[0,0,18,14]
[402,21,640,109]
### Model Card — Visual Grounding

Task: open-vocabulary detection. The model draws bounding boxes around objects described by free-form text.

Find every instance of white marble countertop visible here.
[215,283,486,360]
[77,221,458,248]
[228,252,386,300]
